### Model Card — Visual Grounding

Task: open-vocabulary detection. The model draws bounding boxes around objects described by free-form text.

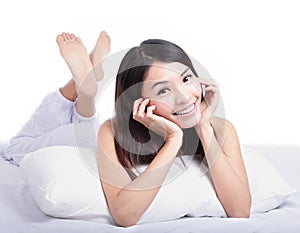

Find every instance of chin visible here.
[181,122,199,129]
[175,118,200,129]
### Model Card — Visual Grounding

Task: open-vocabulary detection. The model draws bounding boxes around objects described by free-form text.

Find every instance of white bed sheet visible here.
[1,144,300,233]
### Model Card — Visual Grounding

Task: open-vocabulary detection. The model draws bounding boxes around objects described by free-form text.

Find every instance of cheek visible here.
[150,100,173,117]
[190,81,202,96]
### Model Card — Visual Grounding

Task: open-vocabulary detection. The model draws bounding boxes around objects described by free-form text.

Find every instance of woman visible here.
[0,31,111,164]
[97,39,251,227]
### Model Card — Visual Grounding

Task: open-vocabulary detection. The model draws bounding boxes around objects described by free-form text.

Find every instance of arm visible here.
[98,99,183,227]
[195,81,251,217]
[196,117,251,217]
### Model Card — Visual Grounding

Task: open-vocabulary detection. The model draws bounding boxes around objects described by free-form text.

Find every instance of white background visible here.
[0,0,299,146]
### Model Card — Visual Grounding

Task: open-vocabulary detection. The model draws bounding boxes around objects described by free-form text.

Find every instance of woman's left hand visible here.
[198,80,220,127]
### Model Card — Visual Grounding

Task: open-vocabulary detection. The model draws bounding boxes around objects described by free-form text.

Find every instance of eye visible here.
[183,74,192,83]
[157,87,170,95]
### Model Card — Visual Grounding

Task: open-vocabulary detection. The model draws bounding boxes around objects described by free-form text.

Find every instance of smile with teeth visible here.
[173,103,196,116]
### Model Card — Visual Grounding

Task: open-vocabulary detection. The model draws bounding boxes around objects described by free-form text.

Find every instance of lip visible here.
[173,100,198,117]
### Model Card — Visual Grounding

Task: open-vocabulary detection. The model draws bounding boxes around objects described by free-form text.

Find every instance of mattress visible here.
[1,143,300,233]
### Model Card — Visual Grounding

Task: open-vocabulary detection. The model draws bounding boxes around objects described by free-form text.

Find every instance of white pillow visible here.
[241,146,298,213]
[20,146,111,221]
[20,145,297,224]
[137,155,227,224]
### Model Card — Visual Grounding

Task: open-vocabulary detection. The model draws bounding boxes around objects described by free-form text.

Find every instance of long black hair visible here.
[113,39,204,179]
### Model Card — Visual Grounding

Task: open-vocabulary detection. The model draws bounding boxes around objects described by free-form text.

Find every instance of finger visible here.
[199,79,218,87]
[133,98,143,116]
[146,105,156,118]
[137,98,150,116]
[204,85,219,93]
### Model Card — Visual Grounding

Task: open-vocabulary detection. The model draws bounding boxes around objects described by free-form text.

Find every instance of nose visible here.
[174,86,191,105]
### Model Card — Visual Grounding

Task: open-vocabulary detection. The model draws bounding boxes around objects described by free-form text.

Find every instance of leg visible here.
[1,32,110,164]
[76,31,111,117]
[11,31,110,142]
[10,90,74,141]
[2,123,97,165]
[58,31,111,114]
[57,33,97,118]
[60,79,77,102]
[1,87,98,165]
[89,31,111,81]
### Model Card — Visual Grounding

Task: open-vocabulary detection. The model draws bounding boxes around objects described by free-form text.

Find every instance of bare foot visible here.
[56,32,97,98]
[89,31,111,81]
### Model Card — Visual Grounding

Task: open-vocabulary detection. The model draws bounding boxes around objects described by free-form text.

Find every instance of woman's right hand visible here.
[132,98,183,141]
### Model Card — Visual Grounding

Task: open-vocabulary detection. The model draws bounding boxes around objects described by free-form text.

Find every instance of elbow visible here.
[227,203,251,218]
[227,192,252,218]
[112,209,139,227]
[228,208,250,218]
[115,218,138,228]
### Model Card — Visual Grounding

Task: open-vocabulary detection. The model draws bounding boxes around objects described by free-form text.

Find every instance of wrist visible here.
[166,131,183,140]
[166,131,183,146]
[195,121,214,138]
[198,115,214,129]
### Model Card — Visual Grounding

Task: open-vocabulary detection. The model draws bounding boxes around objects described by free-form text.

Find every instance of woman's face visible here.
[141,62,203,129]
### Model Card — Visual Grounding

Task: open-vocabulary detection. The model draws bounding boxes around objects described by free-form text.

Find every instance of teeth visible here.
[176,104,194,115]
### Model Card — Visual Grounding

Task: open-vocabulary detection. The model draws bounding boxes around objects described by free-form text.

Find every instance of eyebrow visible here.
[150,68,191,89]
[151,81,169,89]
[181,68,190,76]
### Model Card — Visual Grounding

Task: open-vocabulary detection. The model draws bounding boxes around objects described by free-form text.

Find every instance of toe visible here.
[75,36,82,44]
[100,31,109,39]
[103,31,111,43]
[106,34,111,43]
[56,34,65,44]
[62,32,68,42]
[65,33,72,41]
[70,34,76,41]
[99,31,111,46]
[100,30,107,36]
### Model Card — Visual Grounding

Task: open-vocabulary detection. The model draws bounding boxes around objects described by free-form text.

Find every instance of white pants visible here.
[0,89,100,165]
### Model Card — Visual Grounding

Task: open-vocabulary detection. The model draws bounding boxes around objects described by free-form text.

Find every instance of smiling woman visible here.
[141,62,205,129]
[97,39,251,227]
[0,31,251,227]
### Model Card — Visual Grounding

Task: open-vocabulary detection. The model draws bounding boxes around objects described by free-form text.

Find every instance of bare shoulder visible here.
[98,119,114,138]
[212,116,239,147]
[97,118,119,163]
[213,116,234,128]
[97,118,132,189]
[212,116,236,131]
